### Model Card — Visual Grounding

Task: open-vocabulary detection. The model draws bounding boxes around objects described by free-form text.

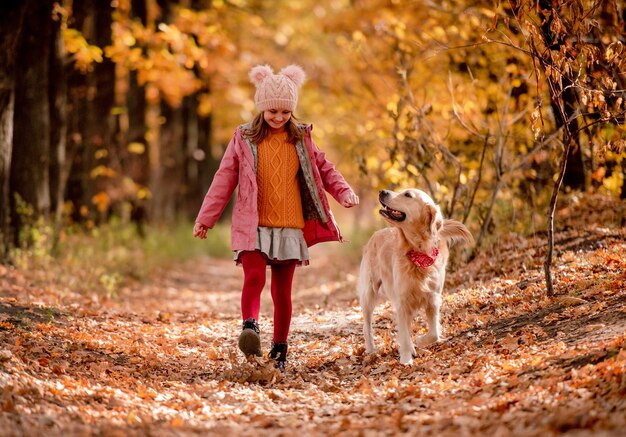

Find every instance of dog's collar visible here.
[407,247,439,268]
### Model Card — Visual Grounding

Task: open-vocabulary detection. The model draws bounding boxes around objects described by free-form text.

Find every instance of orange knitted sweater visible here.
[257,132,304,229]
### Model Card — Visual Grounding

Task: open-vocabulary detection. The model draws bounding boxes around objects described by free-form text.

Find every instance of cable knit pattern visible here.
[249,65,306,112]
[257,132,304,228]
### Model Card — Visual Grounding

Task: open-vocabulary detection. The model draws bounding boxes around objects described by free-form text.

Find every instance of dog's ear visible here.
[427,204,443,235]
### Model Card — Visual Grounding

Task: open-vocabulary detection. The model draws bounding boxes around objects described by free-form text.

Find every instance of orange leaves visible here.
[136,384,157,400]
[101,4,238,110]
[62,29,104,73]
[0,321,15,331]
[1,217,626,435]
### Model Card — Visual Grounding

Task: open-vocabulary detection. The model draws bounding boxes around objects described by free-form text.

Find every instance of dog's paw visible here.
[399,354,414,365]
[415,333,440,346]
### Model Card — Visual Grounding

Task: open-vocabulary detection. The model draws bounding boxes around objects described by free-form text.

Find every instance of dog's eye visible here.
[404,192,415,198]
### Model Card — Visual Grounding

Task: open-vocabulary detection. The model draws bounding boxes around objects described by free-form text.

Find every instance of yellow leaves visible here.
[137,187,151,200]
[601,167,624,196]
[394,22,407,40]
[352,30,365,43]
[90,166,116,179]
[197,93,212,117]
[126,410,142,426]
[604,41,623,64]
[505,63,519,75]
[63,29,104,73]
[431,26,446,41]
[106,10,218,108]
[95,149,109,160]
[406,163,419,177]
[136,385,157,400]
[531,107,542,139]
[127,142,145,155]
[382,161,405,185]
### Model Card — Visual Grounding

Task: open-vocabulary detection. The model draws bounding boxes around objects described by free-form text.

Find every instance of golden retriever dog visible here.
[358,188,473,365]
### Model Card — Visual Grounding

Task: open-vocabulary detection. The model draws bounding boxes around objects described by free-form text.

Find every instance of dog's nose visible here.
[379,190,390,201]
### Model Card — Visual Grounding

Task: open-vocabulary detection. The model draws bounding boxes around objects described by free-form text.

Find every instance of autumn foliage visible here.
[0,1,625,435]
[1,0,625,252]
[0,195,625,435]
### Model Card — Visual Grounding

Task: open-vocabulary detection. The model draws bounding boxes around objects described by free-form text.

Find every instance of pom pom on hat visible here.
[249,64,306,112]
[280,65,306,88]
[249,64,273,87]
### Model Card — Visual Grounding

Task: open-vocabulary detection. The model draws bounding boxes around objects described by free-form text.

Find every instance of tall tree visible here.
[0,0,28,258]
[499,0,626,294]
[65,0,115,223]
[537,0,586,191]
[10,0,56,244]
[49,7,68,227]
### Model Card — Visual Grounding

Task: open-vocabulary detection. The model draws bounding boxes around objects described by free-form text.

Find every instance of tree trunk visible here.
[182,92,217,219]
[64,1,92,222]
[0,1,26,259]
[149,0,184,222]
[537,0,585,192]
[91,1,116,223]
[65,0,115,223]
[10,0,55,245]
[49,11,68,225]
[126,70,149,232]
[556,84,585,190]
[155,101,184,221]
[127,0,149,231]
[182,95,198,218]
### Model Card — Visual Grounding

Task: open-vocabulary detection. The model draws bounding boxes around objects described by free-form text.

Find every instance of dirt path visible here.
[0,230,625,436]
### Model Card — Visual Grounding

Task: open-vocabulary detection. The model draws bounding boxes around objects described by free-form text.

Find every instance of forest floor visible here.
[0,195,625,436]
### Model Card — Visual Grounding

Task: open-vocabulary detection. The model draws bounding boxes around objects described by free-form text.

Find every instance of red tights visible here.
[239,250,296,343]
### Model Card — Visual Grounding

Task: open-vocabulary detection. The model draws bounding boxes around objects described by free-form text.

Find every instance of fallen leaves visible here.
[558,296,588,307]
[0,224,626,436]
[0,350,12,362]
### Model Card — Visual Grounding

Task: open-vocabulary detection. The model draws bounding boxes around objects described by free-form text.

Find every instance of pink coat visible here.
[195,124,355,251]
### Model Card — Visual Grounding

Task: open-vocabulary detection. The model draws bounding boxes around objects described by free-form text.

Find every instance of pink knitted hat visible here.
[249,64,306,112]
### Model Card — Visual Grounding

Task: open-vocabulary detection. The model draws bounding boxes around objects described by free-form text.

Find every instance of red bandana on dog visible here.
[407,247,439,268]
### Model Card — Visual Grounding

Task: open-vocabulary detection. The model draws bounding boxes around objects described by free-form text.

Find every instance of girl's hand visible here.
[193,222,209,239]
[341,193,359,208]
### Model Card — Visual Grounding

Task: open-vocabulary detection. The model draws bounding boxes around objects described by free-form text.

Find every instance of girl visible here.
[193,64,359,371]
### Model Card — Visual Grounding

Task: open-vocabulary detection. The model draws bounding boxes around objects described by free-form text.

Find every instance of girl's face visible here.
[263,109,292,131]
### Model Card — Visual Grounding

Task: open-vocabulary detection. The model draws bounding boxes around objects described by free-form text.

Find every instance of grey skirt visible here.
[235,226,310,266]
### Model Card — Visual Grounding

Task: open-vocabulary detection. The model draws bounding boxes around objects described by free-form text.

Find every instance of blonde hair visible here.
[244,112,303,145]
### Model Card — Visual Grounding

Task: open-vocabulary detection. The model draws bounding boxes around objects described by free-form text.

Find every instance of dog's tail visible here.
[440,219,474,247]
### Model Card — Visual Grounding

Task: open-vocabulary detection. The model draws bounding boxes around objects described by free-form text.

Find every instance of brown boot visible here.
[238,318,262,357]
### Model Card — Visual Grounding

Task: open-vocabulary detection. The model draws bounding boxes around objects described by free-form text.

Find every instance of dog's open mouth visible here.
[379,204,406,222]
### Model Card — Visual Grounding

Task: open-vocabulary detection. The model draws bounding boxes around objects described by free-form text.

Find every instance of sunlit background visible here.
[1,0,624,271]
